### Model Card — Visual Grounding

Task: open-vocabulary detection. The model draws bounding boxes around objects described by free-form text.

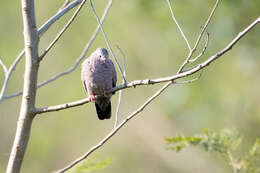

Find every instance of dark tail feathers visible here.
[95,101,111,120]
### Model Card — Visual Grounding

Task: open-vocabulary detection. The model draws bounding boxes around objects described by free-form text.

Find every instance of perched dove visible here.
[81,48,117,120]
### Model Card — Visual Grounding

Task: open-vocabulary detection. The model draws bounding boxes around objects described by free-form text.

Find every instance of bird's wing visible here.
[81,59,90,93]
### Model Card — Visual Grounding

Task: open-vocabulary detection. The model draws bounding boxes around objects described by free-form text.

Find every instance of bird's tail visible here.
[95,100,111,120]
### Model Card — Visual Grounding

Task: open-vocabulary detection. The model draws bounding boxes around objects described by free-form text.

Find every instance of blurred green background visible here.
[0,0,259,172]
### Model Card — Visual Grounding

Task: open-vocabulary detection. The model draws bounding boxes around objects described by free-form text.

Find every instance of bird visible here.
[81,48,117,120]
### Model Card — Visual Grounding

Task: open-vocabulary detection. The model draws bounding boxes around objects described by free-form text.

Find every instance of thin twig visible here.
[89,0,126,84]
[35,16,260,114]
[4,0,114,100]
[55,81,172,173]
[60,0,71,10]
[35,98,90,114]
[39,0,82,36]
[0,58,8,74]
[114,45,126,129]
[114,86,122,129]
[173,71,202,84]
[166,0,191,51]
[39,0,88,61]
[176,0,219,73]
[0,52,24,103]
[189,31,210,62]
[192,0,219,53]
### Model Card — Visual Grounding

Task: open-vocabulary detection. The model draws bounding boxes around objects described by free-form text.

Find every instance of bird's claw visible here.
[89,95,96,102]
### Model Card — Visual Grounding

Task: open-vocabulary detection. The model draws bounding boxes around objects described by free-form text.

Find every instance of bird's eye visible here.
[99,55,102,57]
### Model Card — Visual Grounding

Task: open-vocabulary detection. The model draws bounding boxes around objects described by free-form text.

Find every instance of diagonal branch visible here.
[0,52,24,103]
[39,0,88,61]
[176,0,220,73]
[55,81,172,173]
[0,58,8,74]
[39,0,83,36]
[114,45,126,128]
[189,31,210,63]
[35,16,260,114]
[192,0,219,53]
[90,0,126,83]
[166,0,191,51]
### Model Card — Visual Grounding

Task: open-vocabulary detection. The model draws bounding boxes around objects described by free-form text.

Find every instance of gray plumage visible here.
[81,48,117,120]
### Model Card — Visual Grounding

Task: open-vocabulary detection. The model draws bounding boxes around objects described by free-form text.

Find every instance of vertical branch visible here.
[114,45,126,129]
[6,0,39,172]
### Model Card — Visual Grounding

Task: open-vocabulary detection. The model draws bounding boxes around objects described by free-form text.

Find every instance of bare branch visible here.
[189,31,210,63]
[4,0,114,100]
[0,0,82,102]
[192,0,219,53]
[35,16,260,115]
[39,0,88,61]
[0,58,8,74]
[114,45,126,128]
[116,45,127,81]
[173,71,203,84]
[177,0,220,73]
[39,0,82,36]
[166,0,191,51]
[55,81,172,173]
[0,52,23,103]
[35,97,90,114]
[60,0,71,10]
[90,0,127,84]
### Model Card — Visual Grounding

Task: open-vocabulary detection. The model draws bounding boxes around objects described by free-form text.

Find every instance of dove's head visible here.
[95,48,109,60]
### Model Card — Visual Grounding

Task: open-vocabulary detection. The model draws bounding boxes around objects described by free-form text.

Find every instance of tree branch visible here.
[176,0,219,73]
[166,0,191,51]
[0,58,8,74]
[189,31,210,63]
[35,17,260,115]
[38,0,83,36]
[0,52,24,103]
[39,0,88,61]
[0,0,82,103]
[6,0,40,172]
[114,45,126,128]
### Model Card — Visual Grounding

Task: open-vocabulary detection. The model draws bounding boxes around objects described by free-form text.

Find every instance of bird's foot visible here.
[89,94,96,102]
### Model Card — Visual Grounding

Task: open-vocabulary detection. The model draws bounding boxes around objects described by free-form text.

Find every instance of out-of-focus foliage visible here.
[0,0,259,172]
[243,139,260,173]
[165,129,260,173]
[68,157,111,173]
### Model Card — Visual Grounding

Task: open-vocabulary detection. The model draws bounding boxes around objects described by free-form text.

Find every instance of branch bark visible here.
[6,0,39,172]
